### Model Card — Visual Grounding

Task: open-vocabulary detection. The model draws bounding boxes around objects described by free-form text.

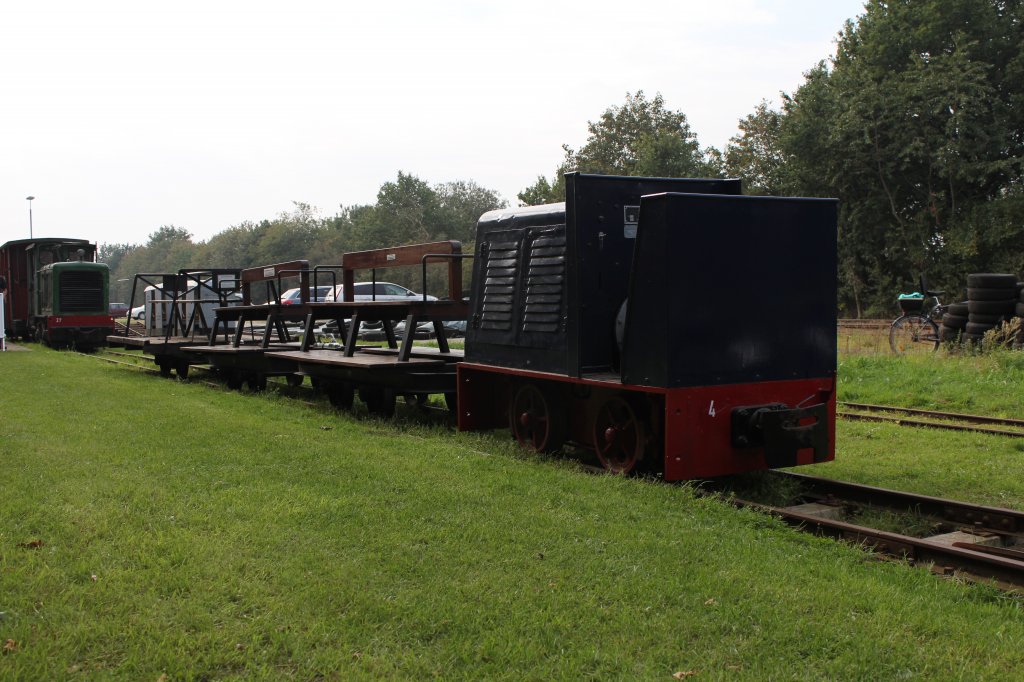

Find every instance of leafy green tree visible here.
[519,91,722,205]
[725,100,785,195]
[777,0,1024,316]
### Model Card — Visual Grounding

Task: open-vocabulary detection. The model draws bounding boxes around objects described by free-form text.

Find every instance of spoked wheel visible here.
[889,315,940,355]
[592,395,647,475]
[509,383,565,453]
[327,382,355,410]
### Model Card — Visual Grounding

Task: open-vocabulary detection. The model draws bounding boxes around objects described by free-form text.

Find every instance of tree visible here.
[725,100,785,195]
[776,0,1024,316]
[519,91,722,205]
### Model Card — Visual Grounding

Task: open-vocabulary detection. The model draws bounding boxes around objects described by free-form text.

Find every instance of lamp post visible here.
[26,196,35,238]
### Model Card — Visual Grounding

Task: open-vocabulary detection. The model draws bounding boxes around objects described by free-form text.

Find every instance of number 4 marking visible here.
[708,400,716,417]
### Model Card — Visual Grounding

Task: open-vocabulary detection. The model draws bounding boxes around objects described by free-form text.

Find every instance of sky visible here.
[0,0,866,247]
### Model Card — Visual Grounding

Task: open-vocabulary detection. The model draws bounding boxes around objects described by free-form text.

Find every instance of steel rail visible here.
[729,495,1024,590]
[772,471,1024,535]
[837,411,1024,438]
[839,401,1024,428]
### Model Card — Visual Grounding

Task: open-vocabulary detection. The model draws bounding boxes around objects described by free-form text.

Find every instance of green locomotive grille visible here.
[59,270,105,312]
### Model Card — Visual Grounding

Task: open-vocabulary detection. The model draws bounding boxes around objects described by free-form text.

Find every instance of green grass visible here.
[838,350,1024,416]
[4,348,1024,678]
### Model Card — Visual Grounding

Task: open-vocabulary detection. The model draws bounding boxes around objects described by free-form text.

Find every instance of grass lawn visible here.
[3,347,1024,679]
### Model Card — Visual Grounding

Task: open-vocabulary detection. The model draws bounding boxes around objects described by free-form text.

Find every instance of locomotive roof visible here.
[1,237,95,249]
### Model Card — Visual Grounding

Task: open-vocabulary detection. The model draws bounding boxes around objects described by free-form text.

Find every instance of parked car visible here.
[109,302,130,317]
[279,285,333,305]
[325,281,438,302]
[130,305,145,320]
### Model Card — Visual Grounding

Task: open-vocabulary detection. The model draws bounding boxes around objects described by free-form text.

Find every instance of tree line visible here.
[103,0,1024,316]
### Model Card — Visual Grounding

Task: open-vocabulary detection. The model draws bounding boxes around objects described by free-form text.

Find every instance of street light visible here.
[25,196,35,238]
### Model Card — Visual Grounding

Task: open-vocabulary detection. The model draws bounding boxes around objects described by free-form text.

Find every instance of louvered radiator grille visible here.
[59,271,105,312]
[479,240,519,331]
[521,229,565,333]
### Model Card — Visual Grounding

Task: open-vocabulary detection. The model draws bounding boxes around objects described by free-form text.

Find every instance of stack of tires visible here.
[939,301,969,342]
[964,273,1019,343]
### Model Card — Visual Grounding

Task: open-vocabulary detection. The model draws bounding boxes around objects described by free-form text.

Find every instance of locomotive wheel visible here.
[286,374,304,388]
[592,395,647,475]
[509,383,565,453]
[360,386,396,417]
[327,382,355,410]
[175,360,190,380]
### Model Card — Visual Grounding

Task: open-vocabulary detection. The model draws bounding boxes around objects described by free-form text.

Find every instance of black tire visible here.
[941,314,968,328]
[327,382,355,410]
[968,312,1009,325]
[946,302,969,316]
[889,315,939,355]
[967,286,1018,301]
[940,326,962,343]
[967,299,1017,315]
[967,273,1018,288]
[965,322,995,335]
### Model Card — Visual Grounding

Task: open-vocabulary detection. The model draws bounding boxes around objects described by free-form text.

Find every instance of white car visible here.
[278,285,333,305]
[325,281,438,303]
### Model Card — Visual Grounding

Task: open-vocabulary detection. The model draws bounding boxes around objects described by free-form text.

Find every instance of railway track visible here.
[838,401,1024,438]
[721,471,1024,591]
[837,318,890,330]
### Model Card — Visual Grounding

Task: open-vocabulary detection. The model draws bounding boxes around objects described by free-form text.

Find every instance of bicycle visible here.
[889,278,948,355]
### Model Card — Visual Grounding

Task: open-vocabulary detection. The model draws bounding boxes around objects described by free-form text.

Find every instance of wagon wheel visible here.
[225,370,243,390]
[592,395,647,475]
[360,386,396,418]
[246,374,268,392]
[509,383,565,453]
[175,359,190,380]
[327,382,355,410]
[403,393,429,409]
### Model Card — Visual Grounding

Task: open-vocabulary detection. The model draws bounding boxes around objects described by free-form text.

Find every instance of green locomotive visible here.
[0,237,114,349]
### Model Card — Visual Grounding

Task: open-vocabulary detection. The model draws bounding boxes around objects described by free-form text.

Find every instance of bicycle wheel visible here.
[889,315,940,355]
